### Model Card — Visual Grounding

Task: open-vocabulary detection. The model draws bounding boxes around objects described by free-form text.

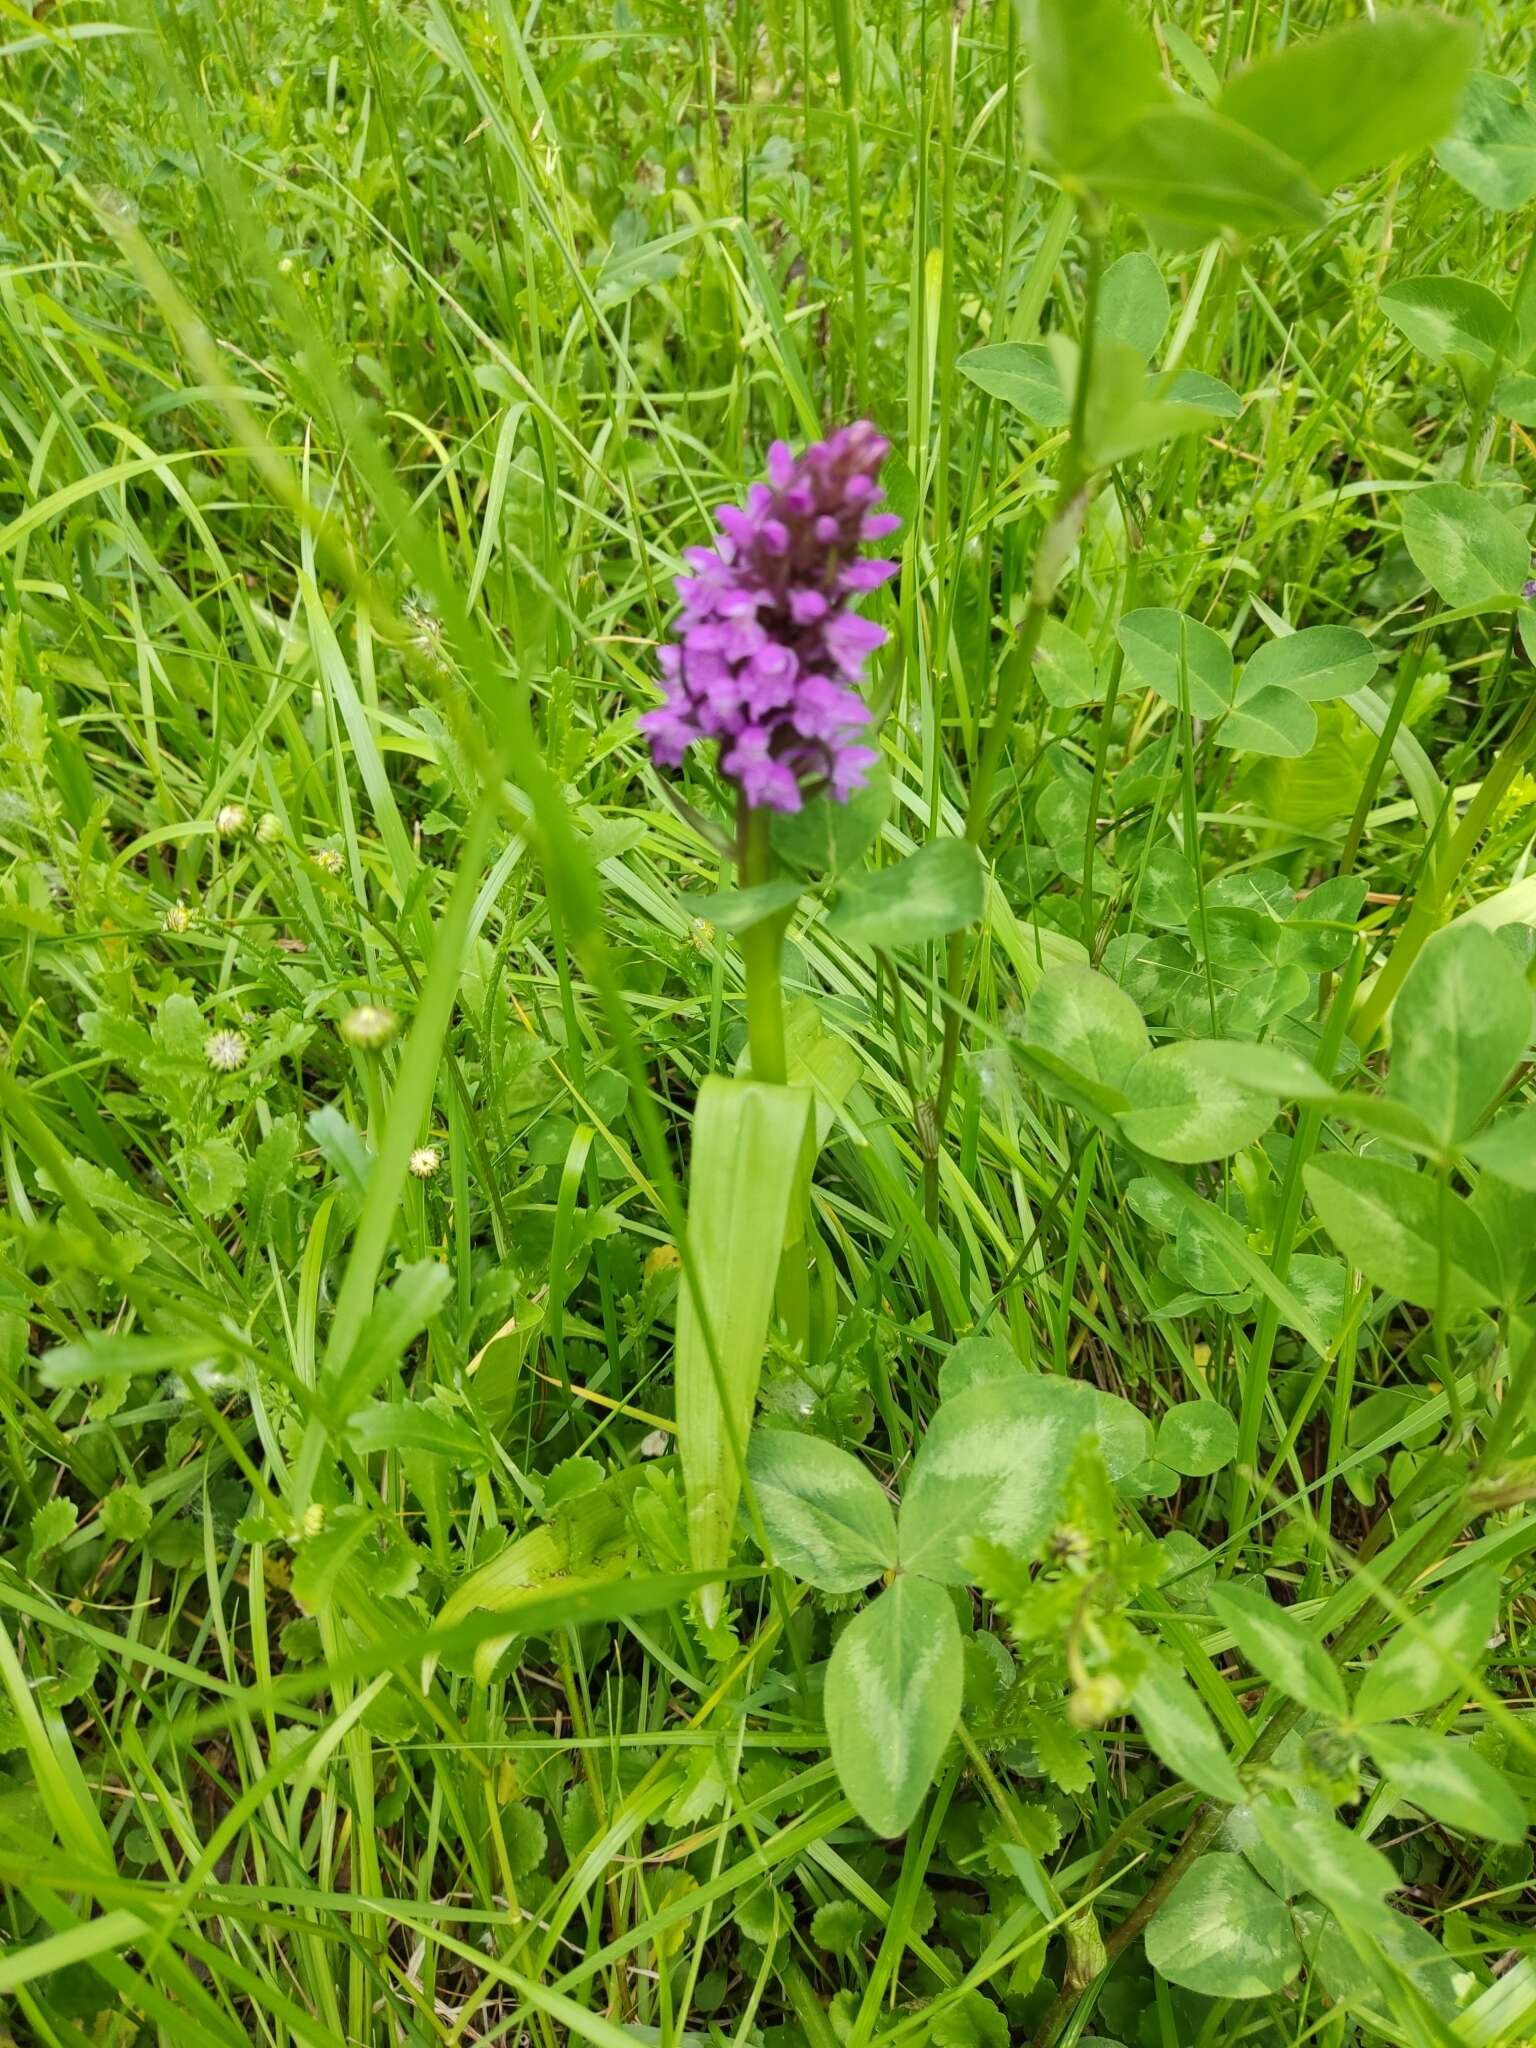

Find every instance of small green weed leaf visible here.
[1097,250,1170,363]
[1055,335,1219,467]
[826,840,985,950]
[1022,964,1150,1095]
[825,1575,962,1836]
[1255,1806,1399,1932]
[1303,1155,1502,1312]
[690,879,802,934]
[1380,275,1513,369]
[1464,1104,1536,1190]
[28,1497,77,1570]
[1032,618,1099,708]
[1144,1853,1300,1997]
[1017,0,1165,175]
[1402,483,1530,610]
[1155,1399,1238,1478]
[899,1377,1137,1583]
[1130,1645,1246,1803]
[747,1429,897,1592]
[676,1078,813,1621]
[1211,1583,1348,1720]
[1117,609,1232,718]
[1303,1905,1468,2022]
[1240,626,1379,703]
[100,1485,153,1544]
[1083,105,1326,240]
[1219,687,1317,758]
[346,1399,492,1468]
[1366,1726,1526,1844]
[1280,875,1369,971]
[1218,12,1476,190]
[810,1899,868,1957]
[774,762,891,876]
[1354,1567,1500,1723]
[956,343,1068,426]
[1436,72,1536,211]
[937,1332,1020,1401]
[1387,924,1531,1147]
[1119,1041,1279,1162]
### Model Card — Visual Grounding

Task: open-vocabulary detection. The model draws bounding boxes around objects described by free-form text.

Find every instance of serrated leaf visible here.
[28,1498,77,1569]
[1303,1154,1502,1312]
[810,1899,868,1957]
[1131,1645,1246,1803]
[825,1576,962,1836]
[1145,1853,1300,1997]
[826,840,985,950]
[1366,1725,1526,1844]
[1211,1583,1347,1720]
[100,1485,152,1544]
[747,1429,897,1593]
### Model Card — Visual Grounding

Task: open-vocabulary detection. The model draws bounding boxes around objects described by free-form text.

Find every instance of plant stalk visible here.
[738,796,789,1086]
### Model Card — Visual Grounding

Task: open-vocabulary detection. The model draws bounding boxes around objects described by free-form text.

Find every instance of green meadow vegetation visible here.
[5,0,1536,2041]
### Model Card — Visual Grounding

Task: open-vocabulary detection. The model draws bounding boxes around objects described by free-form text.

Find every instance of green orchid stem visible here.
[738,796,788,1086]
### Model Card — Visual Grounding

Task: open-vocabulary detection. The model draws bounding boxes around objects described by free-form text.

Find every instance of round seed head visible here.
[163,901,192,935]
[408,1144,441,1179]
[204,1028,248,1073]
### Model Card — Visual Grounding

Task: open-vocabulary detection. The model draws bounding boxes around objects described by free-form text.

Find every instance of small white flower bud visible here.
[340,1003,397,1051]
[204,1029,248,1073]
[164,901,192,935]
[256,812,285,845]
[215,803,249,838]
[408,1145,441,1179]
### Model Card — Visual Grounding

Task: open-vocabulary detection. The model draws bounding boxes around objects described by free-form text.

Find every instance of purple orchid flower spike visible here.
[641,421,900,812]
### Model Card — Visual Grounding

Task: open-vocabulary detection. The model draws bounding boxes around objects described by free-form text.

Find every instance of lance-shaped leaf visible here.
[1366,1726,1526,1844]
[676,1077,815,1623]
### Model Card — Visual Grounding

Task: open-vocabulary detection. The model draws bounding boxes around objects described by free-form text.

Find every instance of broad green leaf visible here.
[1164,368,1242,418]
[1131,1645,1246,1803]
[747,1429,897,1593]
[1144,1853,1300,1997]
[1083,105,1326,240]
[1380,275,1513,369]
[1255,1806,1399,1933]
[1155,1399,1238,1478]
[1017,0,1165,175]
[936,1332,1020,1401]
[1280,874,1368,970]
[1033,617,1100,708]
[676,1078,815,1622]
[826,839,985,950]
[1304,1154,1502,1312]
[1387,924,1531,1147]
[1464,1104,1536,1190]
[1240,626,1379,704]
[1436,72,1536,211]
[1211,1583,1348,1720]
[1117,608,1233,718]
[774,761,891,875]
[1366,1726,1526,1844]
[1119,1041,1279,1163]
[956,343,1068,426]
[1304,1906,1469,2023]
[438,1470,642,1628]
[1402,483,1530,610]
[1049,335,1218,469]
[825,1576,962,1836]
[1022,964,1150,1095]
[1218,13,1477,190]
[1354,1567,1501,1723]
[1098,250,1170,363]
[689,879,802,933]
[1494,371,1536,425]
[1219,687,1317,758]
[899,1376,1143,1583]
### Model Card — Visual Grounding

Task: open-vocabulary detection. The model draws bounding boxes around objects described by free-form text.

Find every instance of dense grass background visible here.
[3,0,1536,2043]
